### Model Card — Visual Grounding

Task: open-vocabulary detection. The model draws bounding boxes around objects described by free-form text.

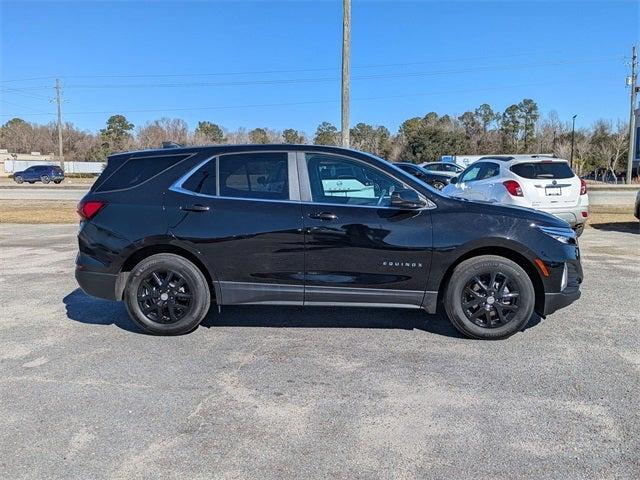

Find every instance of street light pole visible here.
[570,114,577,169]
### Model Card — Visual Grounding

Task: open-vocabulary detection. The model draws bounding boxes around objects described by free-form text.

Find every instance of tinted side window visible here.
[219,153,288,200]
[182,159,217,196]
[477,162,500,180]
[306,153,404,207]
[96,154,188,192]
[510,162,574,179]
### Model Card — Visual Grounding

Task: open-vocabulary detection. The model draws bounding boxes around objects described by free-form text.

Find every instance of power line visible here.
[44,58,619,90]
[0,53,620,90]
[0,50,576,83]
[0,79,580,118]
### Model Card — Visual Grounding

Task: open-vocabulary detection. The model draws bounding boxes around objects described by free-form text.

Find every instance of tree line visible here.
[0,98,631,177]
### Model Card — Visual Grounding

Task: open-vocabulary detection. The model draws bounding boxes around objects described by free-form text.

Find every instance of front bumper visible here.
[543,290,581,316]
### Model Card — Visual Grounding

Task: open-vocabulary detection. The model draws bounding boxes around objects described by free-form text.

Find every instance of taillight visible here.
[77,200,105,220]
[503,180,523,197]
[580,178,587,195]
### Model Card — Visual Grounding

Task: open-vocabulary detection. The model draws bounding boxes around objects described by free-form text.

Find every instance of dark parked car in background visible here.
[394,162,451,190]
[75,144,582,340]
[13,165,64,184]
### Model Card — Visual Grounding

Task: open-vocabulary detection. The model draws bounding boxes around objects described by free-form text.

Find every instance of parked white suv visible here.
[442,155,589,235]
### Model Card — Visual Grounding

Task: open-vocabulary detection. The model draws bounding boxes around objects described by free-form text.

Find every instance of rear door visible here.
[166,151,305,305]
[511,161,580,209]
[299,151,432,308]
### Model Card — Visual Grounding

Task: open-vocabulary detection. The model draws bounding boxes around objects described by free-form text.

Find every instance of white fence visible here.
[3,160,105,174]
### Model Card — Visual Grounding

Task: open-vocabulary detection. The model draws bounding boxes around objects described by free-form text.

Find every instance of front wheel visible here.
[124,253,211,335]
[431,180,446,190]
[444,255,535,340]
[54,179,62,184]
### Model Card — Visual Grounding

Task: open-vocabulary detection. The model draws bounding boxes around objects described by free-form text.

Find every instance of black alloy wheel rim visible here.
[461,271,520,328]
[136,270,193,324]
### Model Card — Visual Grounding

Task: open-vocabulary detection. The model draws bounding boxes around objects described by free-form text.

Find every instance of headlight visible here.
[538,226,576,244]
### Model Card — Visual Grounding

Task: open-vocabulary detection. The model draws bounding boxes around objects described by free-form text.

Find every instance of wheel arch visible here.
[119,243,219,302]
[436,246,545,315]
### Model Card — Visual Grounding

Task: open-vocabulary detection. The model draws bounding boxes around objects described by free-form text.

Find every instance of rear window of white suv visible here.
[510,162,574,179]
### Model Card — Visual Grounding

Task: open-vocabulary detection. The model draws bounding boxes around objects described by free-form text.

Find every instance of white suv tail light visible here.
[503,180,524,197]
[580,178,587,195]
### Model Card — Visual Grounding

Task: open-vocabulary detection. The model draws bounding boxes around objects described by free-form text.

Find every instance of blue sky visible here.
[1,0,638,136]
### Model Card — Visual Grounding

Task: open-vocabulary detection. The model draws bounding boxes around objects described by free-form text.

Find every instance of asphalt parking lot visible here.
[0,223,638,479]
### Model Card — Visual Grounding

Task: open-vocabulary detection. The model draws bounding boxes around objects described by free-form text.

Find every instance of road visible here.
[0,224,638,479]
[0,187,87,201]
[587,188,638,206]
[0,184,637,206]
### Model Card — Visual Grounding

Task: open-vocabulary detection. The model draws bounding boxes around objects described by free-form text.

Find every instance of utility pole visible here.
[341,0,351,147]
[570,114,577,169]
[55,79,64,170]
[626,45,638,184]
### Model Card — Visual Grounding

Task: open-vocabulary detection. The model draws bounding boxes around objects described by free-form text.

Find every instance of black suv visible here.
[76,145,582,339]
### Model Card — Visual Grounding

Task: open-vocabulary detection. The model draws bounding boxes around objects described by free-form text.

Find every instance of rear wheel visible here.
[431,180,446,190]
[124,253,211,335]
[444,255,535,340]
[14,175,23,184]
[41,175,50,184]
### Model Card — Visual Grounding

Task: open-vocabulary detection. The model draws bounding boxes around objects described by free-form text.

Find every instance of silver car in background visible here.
[442,155,589,235]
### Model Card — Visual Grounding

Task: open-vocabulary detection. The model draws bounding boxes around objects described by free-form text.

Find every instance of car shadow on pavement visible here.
[589,222,639,234]
[63,288,143,334]
[202,305,466,337]
[64,288,541,339]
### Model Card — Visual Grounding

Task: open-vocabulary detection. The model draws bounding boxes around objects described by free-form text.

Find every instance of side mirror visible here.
[449,176,458,185]
[391,189,426,209]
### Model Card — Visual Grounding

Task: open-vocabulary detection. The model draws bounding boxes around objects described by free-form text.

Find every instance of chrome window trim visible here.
[169,155,217,197]
[169,148,436,210]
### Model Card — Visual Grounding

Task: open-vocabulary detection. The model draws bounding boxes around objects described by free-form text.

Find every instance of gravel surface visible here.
[0,224,638,479]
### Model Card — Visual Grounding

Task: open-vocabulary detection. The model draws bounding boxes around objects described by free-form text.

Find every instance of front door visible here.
[299,152,432,308]
[166,151,305,305]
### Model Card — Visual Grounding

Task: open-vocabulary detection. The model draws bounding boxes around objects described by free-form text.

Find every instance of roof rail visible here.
[161,141,183,149]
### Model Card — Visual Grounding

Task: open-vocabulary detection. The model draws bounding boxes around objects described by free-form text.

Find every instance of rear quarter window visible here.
[510,162,574,179]
[95,154,190,192]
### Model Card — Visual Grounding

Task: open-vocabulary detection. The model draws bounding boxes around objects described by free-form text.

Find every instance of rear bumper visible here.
[75,268,120,301]
[542,206,589,227]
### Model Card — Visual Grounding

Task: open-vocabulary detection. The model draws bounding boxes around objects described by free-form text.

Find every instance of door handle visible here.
[308,212,338,221]
[181,204,210,212]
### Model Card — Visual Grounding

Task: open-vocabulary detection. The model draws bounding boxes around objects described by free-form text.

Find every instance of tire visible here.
[124,253,211,335]
[41,175,50,184]
[14,175,23,184]
[431,181,446,190]
[444,255,535,340]
[573,224,585,237]
[54,179,62,184]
